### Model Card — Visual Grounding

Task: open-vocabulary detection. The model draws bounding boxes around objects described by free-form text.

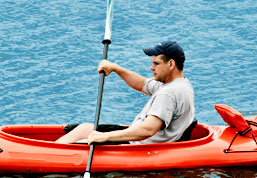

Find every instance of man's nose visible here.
[150,64,155,71]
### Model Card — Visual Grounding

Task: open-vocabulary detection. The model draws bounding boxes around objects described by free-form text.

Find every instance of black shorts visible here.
[64,124,130,145]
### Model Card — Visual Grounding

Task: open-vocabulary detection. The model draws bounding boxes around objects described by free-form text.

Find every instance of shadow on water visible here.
[1,167,257,178]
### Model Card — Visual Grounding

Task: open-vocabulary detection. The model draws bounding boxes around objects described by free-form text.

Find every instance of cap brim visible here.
[143,47,161,56]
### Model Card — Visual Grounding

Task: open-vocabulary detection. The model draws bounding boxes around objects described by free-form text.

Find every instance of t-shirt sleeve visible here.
[144,78,163,96]
[146,93,175,128]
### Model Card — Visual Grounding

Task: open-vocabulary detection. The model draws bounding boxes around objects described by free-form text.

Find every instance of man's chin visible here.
[154,77,161,82]
[155,77,164,83]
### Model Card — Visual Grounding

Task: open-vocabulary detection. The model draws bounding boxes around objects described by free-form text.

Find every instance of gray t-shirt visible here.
[130,77,195,144]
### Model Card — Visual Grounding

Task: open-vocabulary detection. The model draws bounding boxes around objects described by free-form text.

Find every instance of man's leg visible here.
[55,123,94,144]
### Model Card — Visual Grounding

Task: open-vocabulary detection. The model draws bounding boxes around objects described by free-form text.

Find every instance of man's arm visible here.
[86,115,164,144]
[98,60,147,94]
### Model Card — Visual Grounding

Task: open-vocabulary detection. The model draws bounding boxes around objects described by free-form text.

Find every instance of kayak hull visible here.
[0,123,256,174]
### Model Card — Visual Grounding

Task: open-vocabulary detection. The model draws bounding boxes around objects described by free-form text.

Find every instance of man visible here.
[55,40,195,145]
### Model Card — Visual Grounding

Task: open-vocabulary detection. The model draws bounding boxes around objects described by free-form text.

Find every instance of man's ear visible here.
[169,59,175,67]
[169,59,173,66]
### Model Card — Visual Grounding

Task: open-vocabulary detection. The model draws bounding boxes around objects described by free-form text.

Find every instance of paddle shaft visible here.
[84,39,111,177]
[84,0,114,176]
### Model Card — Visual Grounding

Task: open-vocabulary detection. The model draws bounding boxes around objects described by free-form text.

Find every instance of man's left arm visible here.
[86,115,164,144]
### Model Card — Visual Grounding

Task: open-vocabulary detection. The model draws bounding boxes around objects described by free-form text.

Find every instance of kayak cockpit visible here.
[0,123,213,146]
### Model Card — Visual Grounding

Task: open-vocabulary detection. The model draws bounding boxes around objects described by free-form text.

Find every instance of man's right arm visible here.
[98,60,147,94]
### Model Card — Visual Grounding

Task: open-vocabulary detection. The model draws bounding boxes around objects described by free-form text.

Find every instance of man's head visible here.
[143,41,185,71]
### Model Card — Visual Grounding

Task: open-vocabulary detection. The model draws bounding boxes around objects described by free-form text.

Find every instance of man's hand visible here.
[87,130,109,145]
[97,60,118,76]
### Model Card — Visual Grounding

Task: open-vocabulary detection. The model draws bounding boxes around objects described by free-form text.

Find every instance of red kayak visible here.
[0,104,256,174]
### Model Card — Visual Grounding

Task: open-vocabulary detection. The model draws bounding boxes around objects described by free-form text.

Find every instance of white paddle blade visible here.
[104,0,114,40]
[83,171,90,178]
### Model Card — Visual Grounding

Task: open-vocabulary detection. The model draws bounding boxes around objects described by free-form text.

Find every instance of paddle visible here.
[240,111,257,115]
[83,0,114,178]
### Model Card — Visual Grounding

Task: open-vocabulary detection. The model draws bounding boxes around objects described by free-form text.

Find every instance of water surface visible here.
[0,0,256,177]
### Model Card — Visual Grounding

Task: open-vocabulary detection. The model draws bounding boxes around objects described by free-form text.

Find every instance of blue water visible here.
[0,0,257,177]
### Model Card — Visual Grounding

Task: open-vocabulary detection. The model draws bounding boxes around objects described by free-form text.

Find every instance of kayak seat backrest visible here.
[214,104,257,137]
[177,119,198,142]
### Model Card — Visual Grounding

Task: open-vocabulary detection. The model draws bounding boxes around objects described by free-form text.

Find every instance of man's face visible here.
[150,55,171,83]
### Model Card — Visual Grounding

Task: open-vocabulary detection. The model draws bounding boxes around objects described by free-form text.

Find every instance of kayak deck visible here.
[0,124,66,142]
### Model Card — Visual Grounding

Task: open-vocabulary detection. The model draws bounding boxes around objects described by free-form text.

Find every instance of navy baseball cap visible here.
[143,41,185,63]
